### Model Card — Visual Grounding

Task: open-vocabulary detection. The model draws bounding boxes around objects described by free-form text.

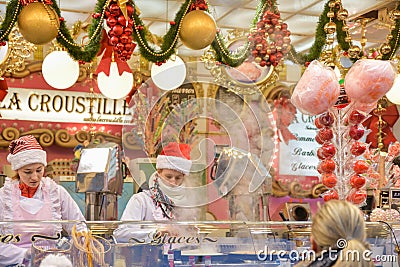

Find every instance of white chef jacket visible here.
[0,177,85,267]
[113,191,164,243]
[113,189,200,244]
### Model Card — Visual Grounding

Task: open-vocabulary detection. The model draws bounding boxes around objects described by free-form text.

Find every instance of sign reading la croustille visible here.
[0,88,133,125]
[278,110,320,177]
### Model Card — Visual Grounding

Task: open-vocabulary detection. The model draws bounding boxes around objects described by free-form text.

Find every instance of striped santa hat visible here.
[156,142,192,175]
[7,135,47,170]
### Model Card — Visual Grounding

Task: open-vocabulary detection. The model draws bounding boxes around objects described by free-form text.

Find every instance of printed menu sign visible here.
[279,111,319,176]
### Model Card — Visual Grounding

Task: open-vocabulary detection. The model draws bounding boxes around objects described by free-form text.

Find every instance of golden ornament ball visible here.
[337,9,349,20]
[327,11,335,18]
[179,10,217,50]
[392,10,400,20]
[18,2,60,45]
[324,22,336,34]
[380,43,392,55]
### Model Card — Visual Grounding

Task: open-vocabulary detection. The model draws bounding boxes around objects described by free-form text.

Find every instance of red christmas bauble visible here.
[106,16,117,27]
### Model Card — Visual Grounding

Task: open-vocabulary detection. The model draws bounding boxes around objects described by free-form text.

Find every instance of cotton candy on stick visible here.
[345,59,396,104]
[291,60,340,116]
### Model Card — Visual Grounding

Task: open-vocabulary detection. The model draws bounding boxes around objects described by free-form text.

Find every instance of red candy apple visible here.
[320,143,336,159]
[315,135,325,145]
[317,147,326,160]
[317,127,334,142]
[350,141,367,156]
[346,189,367,204]
[318,159,336,173]
[348,110,366,125]
[315,118,324,129]
[349,125,365,140]
[353,160,369,174]
[322,173,337,188]
[323,189,339,201]
[318,112,335,127]
[350,174,366,189]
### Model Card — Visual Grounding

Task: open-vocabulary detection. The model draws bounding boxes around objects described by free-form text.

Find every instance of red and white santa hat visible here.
[7,135,47,170]
[156,142,192,175]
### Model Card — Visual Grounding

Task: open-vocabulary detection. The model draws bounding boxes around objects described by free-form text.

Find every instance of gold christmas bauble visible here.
[380,43,392,55]
[179,10,217,50]
[17,2,60,45]
[324,22,336,34]
[337,9,349,20]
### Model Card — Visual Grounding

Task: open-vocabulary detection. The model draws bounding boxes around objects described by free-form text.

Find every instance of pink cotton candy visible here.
[291,60,340,115]
[345,59,396,104]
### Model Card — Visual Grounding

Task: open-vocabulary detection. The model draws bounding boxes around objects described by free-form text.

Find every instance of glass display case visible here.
[0,220,398,267]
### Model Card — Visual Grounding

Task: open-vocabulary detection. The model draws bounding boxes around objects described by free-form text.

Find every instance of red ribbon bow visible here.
[95,29,134,76]
[363,104,399,149]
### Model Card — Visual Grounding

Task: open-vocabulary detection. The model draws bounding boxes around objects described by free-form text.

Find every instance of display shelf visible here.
[0,220,396,266]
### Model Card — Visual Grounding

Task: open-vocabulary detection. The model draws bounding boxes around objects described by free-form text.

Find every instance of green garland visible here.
[1,0,22,41]
[288,1,356,65]
[288,1,331,65]
[0,0,398,67]
[0,0,276,66]
[211,0,276,67]
[131,0,191,63]
[287,0,400,65]
[54,0,105,62]
[383,3,400,60]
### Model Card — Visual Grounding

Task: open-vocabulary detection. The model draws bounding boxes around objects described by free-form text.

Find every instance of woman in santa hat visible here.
[0,135,85,266]
[113,142,196,243]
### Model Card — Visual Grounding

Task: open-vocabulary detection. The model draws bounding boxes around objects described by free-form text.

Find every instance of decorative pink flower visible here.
[369,181,378,189]
[393,165,400,178]
[388,141,400,160]
[368,171,381,180]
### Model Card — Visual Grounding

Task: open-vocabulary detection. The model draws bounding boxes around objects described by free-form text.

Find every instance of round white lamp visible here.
[386,74,400,105]
[97,61,134,99]
[151,55,186,91]
[0,42,9,64]
[42,51,80,89]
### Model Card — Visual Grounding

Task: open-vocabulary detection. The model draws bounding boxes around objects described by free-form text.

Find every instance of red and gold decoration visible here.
[17,1,60,45]
[96,30,134,100]
[105,0,135,61]
[248,8,291,67]
[363,103,399,149]
[179,2,217,50]
[0,0,397,69]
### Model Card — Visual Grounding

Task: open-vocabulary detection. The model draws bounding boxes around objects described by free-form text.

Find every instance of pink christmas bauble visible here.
[345,59,396,104]
[291,60,340,115]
